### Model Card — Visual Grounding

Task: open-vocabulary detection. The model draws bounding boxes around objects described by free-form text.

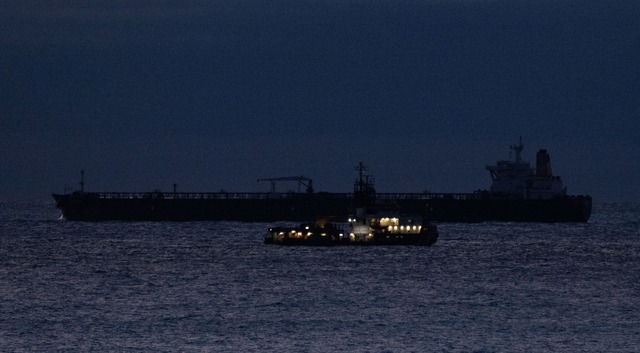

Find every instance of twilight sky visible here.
[1,0,639,202]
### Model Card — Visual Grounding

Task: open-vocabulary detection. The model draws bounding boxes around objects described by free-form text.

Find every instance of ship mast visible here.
[80,170,85,193]
[354,162,375,206]
[357,162,366,187]
[510,137,524,163]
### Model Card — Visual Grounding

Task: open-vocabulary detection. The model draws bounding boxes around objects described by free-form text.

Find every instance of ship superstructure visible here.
[486,139,566,199]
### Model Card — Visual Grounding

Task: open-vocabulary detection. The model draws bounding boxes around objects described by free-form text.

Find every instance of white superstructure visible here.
[486,139,566,199]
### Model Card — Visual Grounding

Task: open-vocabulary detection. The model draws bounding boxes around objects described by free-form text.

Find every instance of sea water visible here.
[1,200,639,352]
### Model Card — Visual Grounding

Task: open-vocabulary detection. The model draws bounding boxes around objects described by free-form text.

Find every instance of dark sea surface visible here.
[1,200,639,352]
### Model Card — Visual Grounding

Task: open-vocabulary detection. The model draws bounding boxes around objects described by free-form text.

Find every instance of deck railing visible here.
[90,191,482,201]
[93,192,355,200]
[376,193,480,201]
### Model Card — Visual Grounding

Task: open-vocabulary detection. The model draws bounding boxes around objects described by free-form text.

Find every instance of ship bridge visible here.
[486,139,566,199]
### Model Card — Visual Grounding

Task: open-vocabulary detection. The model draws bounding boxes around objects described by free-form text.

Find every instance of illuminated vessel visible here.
[264,209,438,246]
[345,207,438,246]
[264,221,344,246]
[52,141,592,222]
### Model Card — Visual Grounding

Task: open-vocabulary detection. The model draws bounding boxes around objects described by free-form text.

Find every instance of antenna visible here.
[356,162,367,185]
[510,137,524,163]
[80,170,85,193]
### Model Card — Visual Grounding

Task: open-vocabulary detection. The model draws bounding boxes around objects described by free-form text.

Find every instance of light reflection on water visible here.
[0,201,639,352]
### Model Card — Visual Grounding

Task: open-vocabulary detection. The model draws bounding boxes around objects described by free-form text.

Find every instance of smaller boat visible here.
[264,209,438,246]
[346,207,438,246]
[264,220,344,246]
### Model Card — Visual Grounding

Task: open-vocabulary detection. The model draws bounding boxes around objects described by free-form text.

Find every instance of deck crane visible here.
[257,176,314,193]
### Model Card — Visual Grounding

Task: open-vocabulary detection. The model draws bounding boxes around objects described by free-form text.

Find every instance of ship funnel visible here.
[536,149,552,177]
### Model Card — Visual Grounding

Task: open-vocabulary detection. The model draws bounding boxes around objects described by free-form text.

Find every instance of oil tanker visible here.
[52,141,592,222]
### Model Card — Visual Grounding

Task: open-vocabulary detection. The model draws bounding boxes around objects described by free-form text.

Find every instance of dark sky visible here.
[2,0,639,202]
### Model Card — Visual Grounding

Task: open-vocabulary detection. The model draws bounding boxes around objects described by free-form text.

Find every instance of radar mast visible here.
[510,137,524,163]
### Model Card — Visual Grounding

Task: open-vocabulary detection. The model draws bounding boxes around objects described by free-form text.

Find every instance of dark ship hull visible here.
[418,194,592,223]
[52,191,592,223]
[53,142,592,223]
[51,192,353,222]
